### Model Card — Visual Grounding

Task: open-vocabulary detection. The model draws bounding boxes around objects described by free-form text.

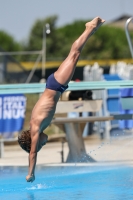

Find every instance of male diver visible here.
[18,17,105,182]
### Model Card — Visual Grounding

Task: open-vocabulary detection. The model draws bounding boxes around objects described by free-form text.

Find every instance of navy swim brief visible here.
[46,73,68,93]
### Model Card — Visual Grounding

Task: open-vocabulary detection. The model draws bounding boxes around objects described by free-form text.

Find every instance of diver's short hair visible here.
[18,129,31,153]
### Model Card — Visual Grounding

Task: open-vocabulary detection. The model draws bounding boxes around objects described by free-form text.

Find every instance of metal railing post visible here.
[125,17,133,58]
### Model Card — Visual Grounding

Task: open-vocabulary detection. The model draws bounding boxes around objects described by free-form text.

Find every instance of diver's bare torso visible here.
[30,88,61,132]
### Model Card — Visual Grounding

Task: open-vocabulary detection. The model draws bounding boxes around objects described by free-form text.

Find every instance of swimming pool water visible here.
[0,165,133,200]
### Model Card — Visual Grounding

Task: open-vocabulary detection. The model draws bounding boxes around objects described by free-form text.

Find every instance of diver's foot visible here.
[85,17,105,35]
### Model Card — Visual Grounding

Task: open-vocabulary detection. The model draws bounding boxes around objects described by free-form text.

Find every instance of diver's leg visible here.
[54,17,105,85]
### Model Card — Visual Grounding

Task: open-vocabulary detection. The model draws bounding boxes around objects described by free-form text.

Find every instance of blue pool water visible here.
[0,165,133,200]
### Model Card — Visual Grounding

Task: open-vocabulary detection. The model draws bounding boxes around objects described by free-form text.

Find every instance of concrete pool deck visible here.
[0,134,133,166]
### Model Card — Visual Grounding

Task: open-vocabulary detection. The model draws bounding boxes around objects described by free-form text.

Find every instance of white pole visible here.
[41,23,50,80]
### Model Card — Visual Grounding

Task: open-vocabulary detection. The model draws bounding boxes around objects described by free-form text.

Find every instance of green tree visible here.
[23,16,132,61]
[56,20,87,58]
[57,22,132,59]
[0,30,21,51]
[23,15,59,61]
[0,30,22,61]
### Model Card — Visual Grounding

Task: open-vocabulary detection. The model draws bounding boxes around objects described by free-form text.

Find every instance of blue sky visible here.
[0,0,133,41]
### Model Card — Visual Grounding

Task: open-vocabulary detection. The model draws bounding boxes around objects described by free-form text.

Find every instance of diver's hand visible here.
[26,174,35,182]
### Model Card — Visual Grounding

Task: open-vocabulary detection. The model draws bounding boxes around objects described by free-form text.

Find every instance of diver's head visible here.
[18,129,31,153]
[18,130,48,153]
